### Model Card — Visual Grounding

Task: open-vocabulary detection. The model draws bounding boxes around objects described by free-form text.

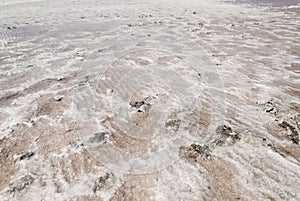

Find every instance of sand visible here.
[0,0,299,200]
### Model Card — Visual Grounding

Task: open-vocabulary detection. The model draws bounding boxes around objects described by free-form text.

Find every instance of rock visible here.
[9,175,34,193]
[266,107,275,113]
[192,144,211,158]
[78,75,89,86]
[182,143,211,159]
[53,95,63,101]
[138,14,152,18]
[165,118,180,132]
[279,121,299,144]
[214,125,241,146]
[93,173,112,193]
[154,21,162,24]
[88,132,109,143]
[216,125,233,136]
[19,151,34,161]
[262,99,278,115]
[56,76,65,81]
[130,101,145,108]
[193,11,196,14]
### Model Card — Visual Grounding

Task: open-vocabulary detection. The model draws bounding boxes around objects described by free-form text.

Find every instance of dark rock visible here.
[216,125,233,136]
[193,11,197,14]
[192,144,211,158]
[98,48,108,53]
[89,132,108,143]
[266,107,274,113]
[129,100,145,108]
[279,121,299,144]
[53,95,63,101]
[183,143,211,159]
[214,125,241,146]
[19,151,34,161]
[263,99,278,115]
[93,173,111,193]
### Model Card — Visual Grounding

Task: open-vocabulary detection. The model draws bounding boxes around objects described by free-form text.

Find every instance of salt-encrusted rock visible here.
[8,175,34,193]
[214,125,241,146]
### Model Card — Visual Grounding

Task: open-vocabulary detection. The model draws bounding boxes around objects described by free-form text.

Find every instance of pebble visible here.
[54,95,63,101]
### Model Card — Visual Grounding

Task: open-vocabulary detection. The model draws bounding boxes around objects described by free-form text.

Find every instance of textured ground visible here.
[0,0,299,200]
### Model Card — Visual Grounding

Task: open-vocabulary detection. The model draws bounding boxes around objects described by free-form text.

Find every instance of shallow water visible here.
[230,0,300,13]
[247,0,300,7]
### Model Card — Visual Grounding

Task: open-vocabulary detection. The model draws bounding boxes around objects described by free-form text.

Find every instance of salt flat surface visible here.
[0,0,299,200]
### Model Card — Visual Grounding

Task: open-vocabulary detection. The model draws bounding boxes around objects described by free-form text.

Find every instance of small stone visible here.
[79,75,89,86]
[56,76,65,81]
[93,173,111,193]
[54,95,63,101]
[193,11,196,14]
[216,125,233,136]
[182,143,212,159]
[266,107,274,113]
[89,132,108,143]
[130,101,145,108]
[165,118,180,132]
[214,125,240,146]
[19,151,34,161]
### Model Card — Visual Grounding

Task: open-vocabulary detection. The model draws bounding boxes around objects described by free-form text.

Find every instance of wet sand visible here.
[0,0,300,200]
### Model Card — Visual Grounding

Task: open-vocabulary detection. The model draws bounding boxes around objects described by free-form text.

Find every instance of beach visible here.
[0,0,299,200]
